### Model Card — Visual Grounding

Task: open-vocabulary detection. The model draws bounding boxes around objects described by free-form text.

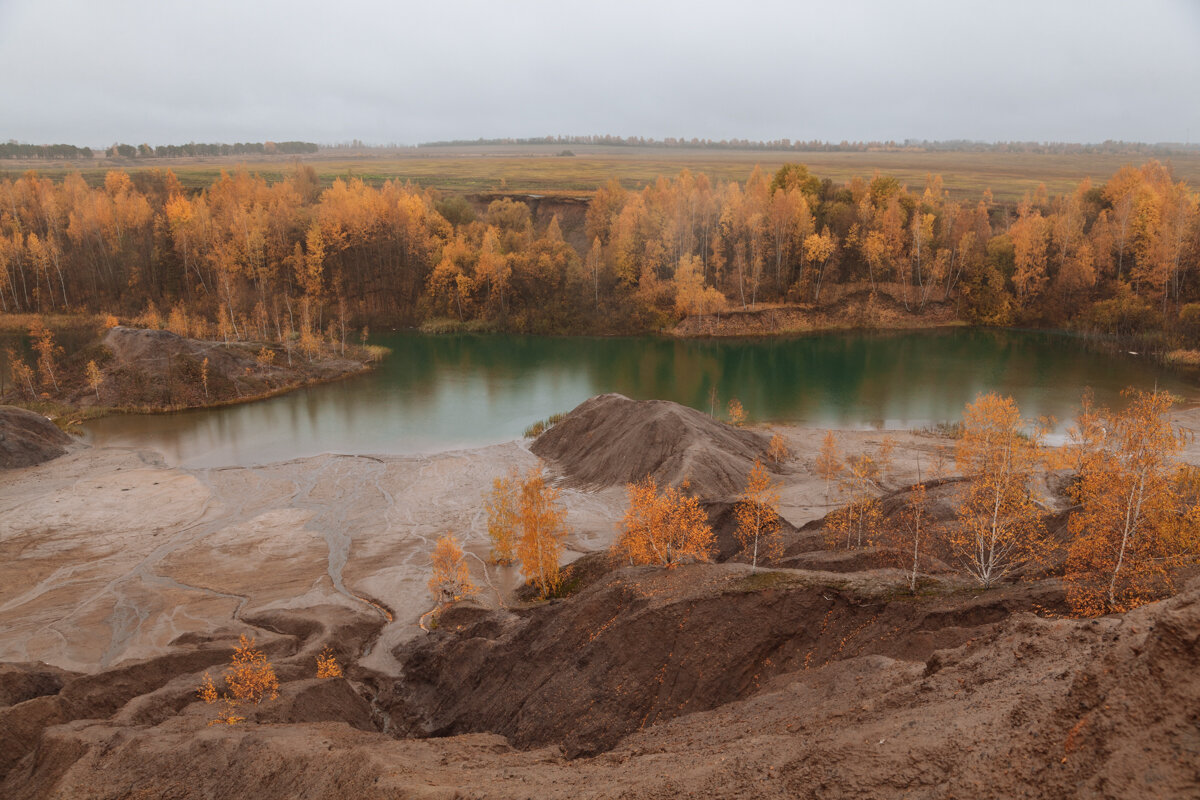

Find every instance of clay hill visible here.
[0,405,75,469]
[2,396,1198,798]
[531,392,776,497]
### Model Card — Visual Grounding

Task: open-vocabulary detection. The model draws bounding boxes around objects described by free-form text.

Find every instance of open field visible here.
[6,145,1200,203]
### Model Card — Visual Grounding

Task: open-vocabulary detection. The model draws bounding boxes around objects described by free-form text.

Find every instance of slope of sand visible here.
[0,413,933,675]
[7,396,1196,799]
[0,440,628,675]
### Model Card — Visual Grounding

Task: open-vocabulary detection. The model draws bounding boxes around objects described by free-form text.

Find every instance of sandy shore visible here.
[0,423,956,676]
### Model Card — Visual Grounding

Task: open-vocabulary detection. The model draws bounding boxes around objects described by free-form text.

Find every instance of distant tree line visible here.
[1,140,318,160]
[140,141,319,158]
[0,142,95,159]
[417,135,1200,156]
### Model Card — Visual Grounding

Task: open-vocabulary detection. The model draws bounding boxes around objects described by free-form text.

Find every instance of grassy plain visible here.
[5,144,1200,203]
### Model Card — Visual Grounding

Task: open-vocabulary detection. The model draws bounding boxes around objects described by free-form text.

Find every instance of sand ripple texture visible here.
[0,441,626,675]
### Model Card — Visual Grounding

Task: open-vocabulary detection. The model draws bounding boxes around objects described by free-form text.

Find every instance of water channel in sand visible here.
[78,327,1196,468]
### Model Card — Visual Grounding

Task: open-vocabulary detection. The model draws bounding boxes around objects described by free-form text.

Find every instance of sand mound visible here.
[103,326,203,363]
[0,406,74,469]
[531,393,772,498]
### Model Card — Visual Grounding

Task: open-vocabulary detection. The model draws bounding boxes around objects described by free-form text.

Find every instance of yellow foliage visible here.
[29,320,60,391]
[5,349,35,398]
[815,431,842,506]
[485,468,520,564]
[225,635,279,705]
[825,454,881,550]
[197,672,218,704]
[875,481,933,593]
[137,303,163,331]
[210,700,245,726]
[85,359,103,401]
[193,637,277,725]
[766,432,790,464]
[1065,389,1197,615]
[515,469,569,598]
[299,327,321,360]
[950,393,1048,587]
[735,460,782,567]
[674,254,728,316]
[876,435,897,485]
[616,477,714,567]
[167,304,190,337]
[727,398,746,426]
[316,646,343,678]
[428,533,477,605]
[825,496,883,551]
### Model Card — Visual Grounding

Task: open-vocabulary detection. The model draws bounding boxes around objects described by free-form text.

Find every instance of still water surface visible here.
[80,328,1195,468]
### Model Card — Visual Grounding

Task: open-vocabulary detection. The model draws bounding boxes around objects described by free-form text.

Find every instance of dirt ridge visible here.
[380,561,1065,757]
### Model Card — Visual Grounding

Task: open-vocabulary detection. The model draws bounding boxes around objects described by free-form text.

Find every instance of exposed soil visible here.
[2,394,1197,798]
[672,290,958,337]
[468,193,591,252]
[532,393,776,498]
[381,561,1066,758]
[83,325,376,411]
[0,405,75,468]
[4,568,1197,798]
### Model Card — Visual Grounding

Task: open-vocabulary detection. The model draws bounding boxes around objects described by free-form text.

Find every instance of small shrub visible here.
[316,646,343,678]
[192,635,278,726]
[225,635,279,705]
[523,411,566,438]
[914,421,963,439]
[766,432,790,463]
[727,398,747,426]
[197,672,218,704]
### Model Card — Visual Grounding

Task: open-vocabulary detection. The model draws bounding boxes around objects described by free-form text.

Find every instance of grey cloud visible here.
[0,0,1197,145]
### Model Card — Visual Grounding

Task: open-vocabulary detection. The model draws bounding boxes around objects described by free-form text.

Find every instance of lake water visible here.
[78,328,1195,468]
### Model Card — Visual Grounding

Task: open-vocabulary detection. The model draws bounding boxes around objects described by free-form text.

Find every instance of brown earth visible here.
[672,288,959,337]
[381,561,1066,758]
[467,193,591,252]
[0,406,75,468]
[2,395,1198,798]
[80,325,376,411]
[4,565,1197,798]
[532,393,776,498]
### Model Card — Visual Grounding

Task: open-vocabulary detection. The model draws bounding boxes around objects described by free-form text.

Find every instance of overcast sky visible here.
[1,0,1198,146]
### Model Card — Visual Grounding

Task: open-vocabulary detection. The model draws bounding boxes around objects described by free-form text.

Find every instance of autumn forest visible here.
[1,159,1198,349]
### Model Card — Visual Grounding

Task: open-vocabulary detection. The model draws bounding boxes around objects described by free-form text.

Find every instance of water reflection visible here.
[80,328,1194,468]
